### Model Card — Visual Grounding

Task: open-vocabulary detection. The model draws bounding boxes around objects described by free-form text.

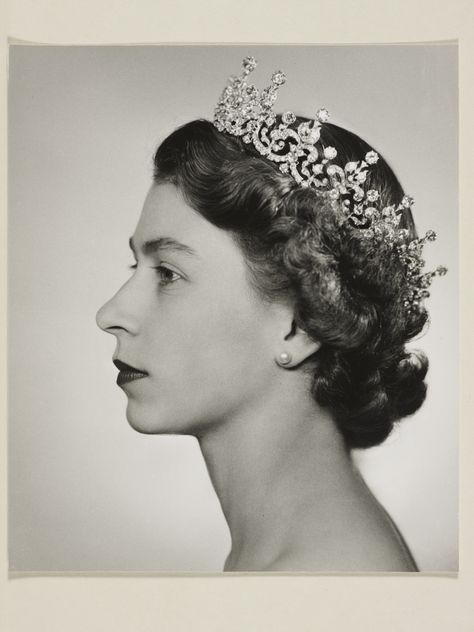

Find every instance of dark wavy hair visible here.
[152,118,429,449]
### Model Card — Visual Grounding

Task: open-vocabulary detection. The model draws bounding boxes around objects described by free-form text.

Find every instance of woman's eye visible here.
[127,263,182,286]
[155,265,181,286]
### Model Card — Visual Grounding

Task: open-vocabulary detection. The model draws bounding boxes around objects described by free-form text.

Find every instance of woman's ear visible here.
[275,319,320,368]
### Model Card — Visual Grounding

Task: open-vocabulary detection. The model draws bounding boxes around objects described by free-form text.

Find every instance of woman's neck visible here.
[197,373,372,571]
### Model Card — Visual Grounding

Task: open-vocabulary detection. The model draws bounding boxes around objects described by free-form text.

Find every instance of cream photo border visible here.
[1,1,472,631]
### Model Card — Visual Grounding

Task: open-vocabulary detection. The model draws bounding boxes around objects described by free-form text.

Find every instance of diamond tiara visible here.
[213,56,447,314]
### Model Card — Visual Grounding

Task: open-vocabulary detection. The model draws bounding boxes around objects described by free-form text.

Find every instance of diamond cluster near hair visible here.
[213,56,447,314]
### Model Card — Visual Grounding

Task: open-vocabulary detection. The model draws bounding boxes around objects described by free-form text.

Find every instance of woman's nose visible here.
[96,282,140,336]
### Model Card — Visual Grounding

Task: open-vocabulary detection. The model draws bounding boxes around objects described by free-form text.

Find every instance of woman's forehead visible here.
[136,183,206,244]
[134,183,245,266]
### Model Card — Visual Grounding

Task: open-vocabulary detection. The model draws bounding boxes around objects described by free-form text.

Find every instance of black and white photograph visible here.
[8,44,458,573]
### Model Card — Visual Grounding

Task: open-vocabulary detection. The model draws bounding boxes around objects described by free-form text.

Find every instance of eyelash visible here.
[129,264,182,286]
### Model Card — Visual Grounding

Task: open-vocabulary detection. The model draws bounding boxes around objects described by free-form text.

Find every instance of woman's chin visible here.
[124,402,196,436]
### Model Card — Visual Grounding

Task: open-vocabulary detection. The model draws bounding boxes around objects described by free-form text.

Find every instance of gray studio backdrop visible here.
[8,44,458,572]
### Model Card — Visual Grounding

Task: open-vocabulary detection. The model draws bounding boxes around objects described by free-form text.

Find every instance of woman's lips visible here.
[113,359,148,387]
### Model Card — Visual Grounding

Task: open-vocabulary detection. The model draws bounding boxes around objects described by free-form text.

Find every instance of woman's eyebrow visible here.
[128,236,198,258]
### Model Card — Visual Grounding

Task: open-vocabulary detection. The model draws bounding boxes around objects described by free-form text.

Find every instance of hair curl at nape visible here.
[152,118,430,449]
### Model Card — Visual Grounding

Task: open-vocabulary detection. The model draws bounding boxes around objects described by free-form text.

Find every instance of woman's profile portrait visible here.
[8,45,458,573]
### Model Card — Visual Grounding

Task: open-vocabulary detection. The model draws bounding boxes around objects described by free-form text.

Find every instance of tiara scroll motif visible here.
[213,56,447,314]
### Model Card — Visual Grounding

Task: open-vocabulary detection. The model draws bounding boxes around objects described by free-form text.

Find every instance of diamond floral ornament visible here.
[323,147,337,160]
[366,189,379,202]
[213,57,447,314]
[316,108,329,123]
[282,111,296,125]
[272,70,286,86]
[242,56,257,72]
[402,195,415,208]
[365,151,379,164]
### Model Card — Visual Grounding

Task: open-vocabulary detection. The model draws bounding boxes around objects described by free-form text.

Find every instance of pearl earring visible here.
[277,351,292,366]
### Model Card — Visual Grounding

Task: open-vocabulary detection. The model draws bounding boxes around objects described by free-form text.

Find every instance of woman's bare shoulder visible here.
[264,510,418,573]
[265,539,418,572]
